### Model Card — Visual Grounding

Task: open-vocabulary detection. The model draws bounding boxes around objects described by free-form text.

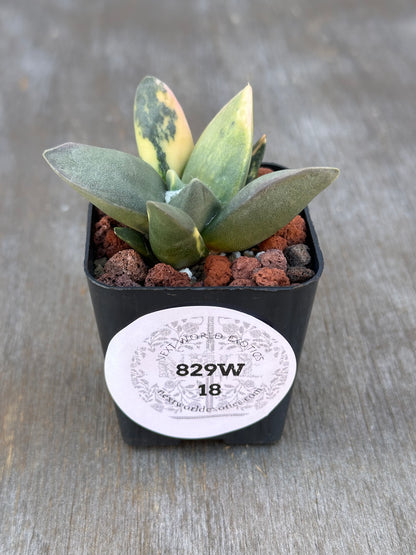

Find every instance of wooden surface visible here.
[1,0,415,553]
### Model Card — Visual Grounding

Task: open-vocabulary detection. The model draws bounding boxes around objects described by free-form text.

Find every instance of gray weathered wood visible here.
[1,0,415,553]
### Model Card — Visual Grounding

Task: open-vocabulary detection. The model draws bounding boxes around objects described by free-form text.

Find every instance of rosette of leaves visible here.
[43,76,339,269]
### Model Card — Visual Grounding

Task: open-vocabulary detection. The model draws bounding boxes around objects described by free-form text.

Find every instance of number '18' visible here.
[198,384,221,396]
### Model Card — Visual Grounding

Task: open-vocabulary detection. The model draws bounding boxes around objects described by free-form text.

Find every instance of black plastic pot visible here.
[84,164,324,446]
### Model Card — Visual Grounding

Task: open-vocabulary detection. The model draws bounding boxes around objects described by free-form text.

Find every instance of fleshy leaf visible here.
[113,227,157,263]
[168,179,221,231]
[246,134,267,184]
[43,143,165,233]
[202,167,340,252]
[134,76,194,180]
[182,85,253,204]
[166,168,186,191]
[147,201,208,269]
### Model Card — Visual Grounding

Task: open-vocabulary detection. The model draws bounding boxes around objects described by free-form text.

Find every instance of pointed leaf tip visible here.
[168,178,221,230]
[203,166,340,252]
[246,134,267,184]
[166,168,186,191]
[147,201,208,269]
[134,76,194,180]
[43,142,166,232]
[182,85,253,204]
[113,227,157,263]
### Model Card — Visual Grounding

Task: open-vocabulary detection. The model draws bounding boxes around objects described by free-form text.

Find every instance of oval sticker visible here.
[104,306,296,439]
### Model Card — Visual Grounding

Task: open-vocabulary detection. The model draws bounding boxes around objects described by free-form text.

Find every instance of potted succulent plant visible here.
[43,76,339,446]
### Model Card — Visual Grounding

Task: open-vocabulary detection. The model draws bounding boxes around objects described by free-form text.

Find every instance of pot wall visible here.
[85,210,322,360]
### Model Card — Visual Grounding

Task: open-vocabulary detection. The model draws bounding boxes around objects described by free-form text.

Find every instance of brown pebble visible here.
[276,215,307,246]
[94,216,113,257]
[204,255,232,286]
[145,263,191,287]
[94,215,113,244]
[102,249,147,283]
[257,167,274,176]
[229,278,257,287]
[231,256,261,280]
[286,266,315,283]
[102,229,129,258]
[258,235,288,252]
[253,268,290,287]
[258,249,287,271]
[94,215,129,257]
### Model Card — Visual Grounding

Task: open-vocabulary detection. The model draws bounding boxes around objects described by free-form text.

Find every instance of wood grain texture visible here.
[1,0,415,553]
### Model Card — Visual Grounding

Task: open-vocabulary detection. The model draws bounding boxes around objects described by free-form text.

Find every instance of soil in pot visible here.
[92,211,315,289]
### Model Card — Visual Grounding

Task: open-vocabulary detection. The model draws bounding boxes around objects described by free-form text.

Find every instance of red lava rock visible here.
[145,263,191,287]
[102,229,129,258]
[253,268,290,287]
[93,212,315,288]
[204,255,232,286]
[258,215,306,251]
[231,256,261,280]
[229,278,257,287]
[257,167,274,177]
[94,215,113,244]
[100,249,147,284]
[258,234,288,252]
[94,215,129,257]
[286,266,315,283]
[276,215,307,246]
[258,249,287,271]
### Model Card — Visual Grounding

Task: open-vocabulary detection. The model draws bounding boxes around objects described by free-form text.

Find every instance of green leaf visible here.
[166,169,186,191]
[113,227,157,263]
[134,76,194,180]
[202,167,340,252]
[147,201,208,269]
[182,85,253,204]
[246,134,267,184]
[43,143,166,233]
[168,179,221,231]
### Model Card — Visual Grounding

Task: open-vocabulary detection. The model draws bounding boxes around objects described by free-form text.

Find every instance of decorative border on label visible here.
[105,306,296,439]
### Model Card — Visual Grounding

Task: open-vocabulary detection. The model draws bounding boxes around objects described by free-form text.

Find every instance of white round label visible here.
[104,306,296,439]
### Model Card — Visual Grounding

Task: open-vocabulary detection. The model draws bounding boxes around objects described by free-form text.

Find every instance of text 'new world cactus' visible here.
[43,76,339,270]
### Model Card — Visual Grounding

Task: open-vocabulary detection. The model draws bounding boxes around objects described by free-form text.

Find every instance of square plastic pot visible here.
[84,164,324,446]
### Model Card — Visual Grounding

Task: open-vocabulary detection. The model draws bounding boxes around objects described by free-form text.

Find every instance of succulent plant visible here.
[43,76,339,270]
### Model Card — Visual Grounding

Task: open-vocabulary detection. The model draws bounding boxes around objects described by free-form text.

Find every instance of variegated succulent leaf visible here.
[181,85,253,205]
[43,143,166,233]
[166,168,186,191]
[134,76,194,180]
[44,79,340,272]
[246,134,267,184]
[113,227,157,264]
[168,178,221,231]
[202,167,340,252]
[147,201,208,269]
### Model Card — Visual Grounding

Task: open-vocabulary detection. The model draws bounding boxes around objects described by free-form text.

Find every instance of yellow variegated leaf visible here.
[182,85,253,204]
[134,76,194,180]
